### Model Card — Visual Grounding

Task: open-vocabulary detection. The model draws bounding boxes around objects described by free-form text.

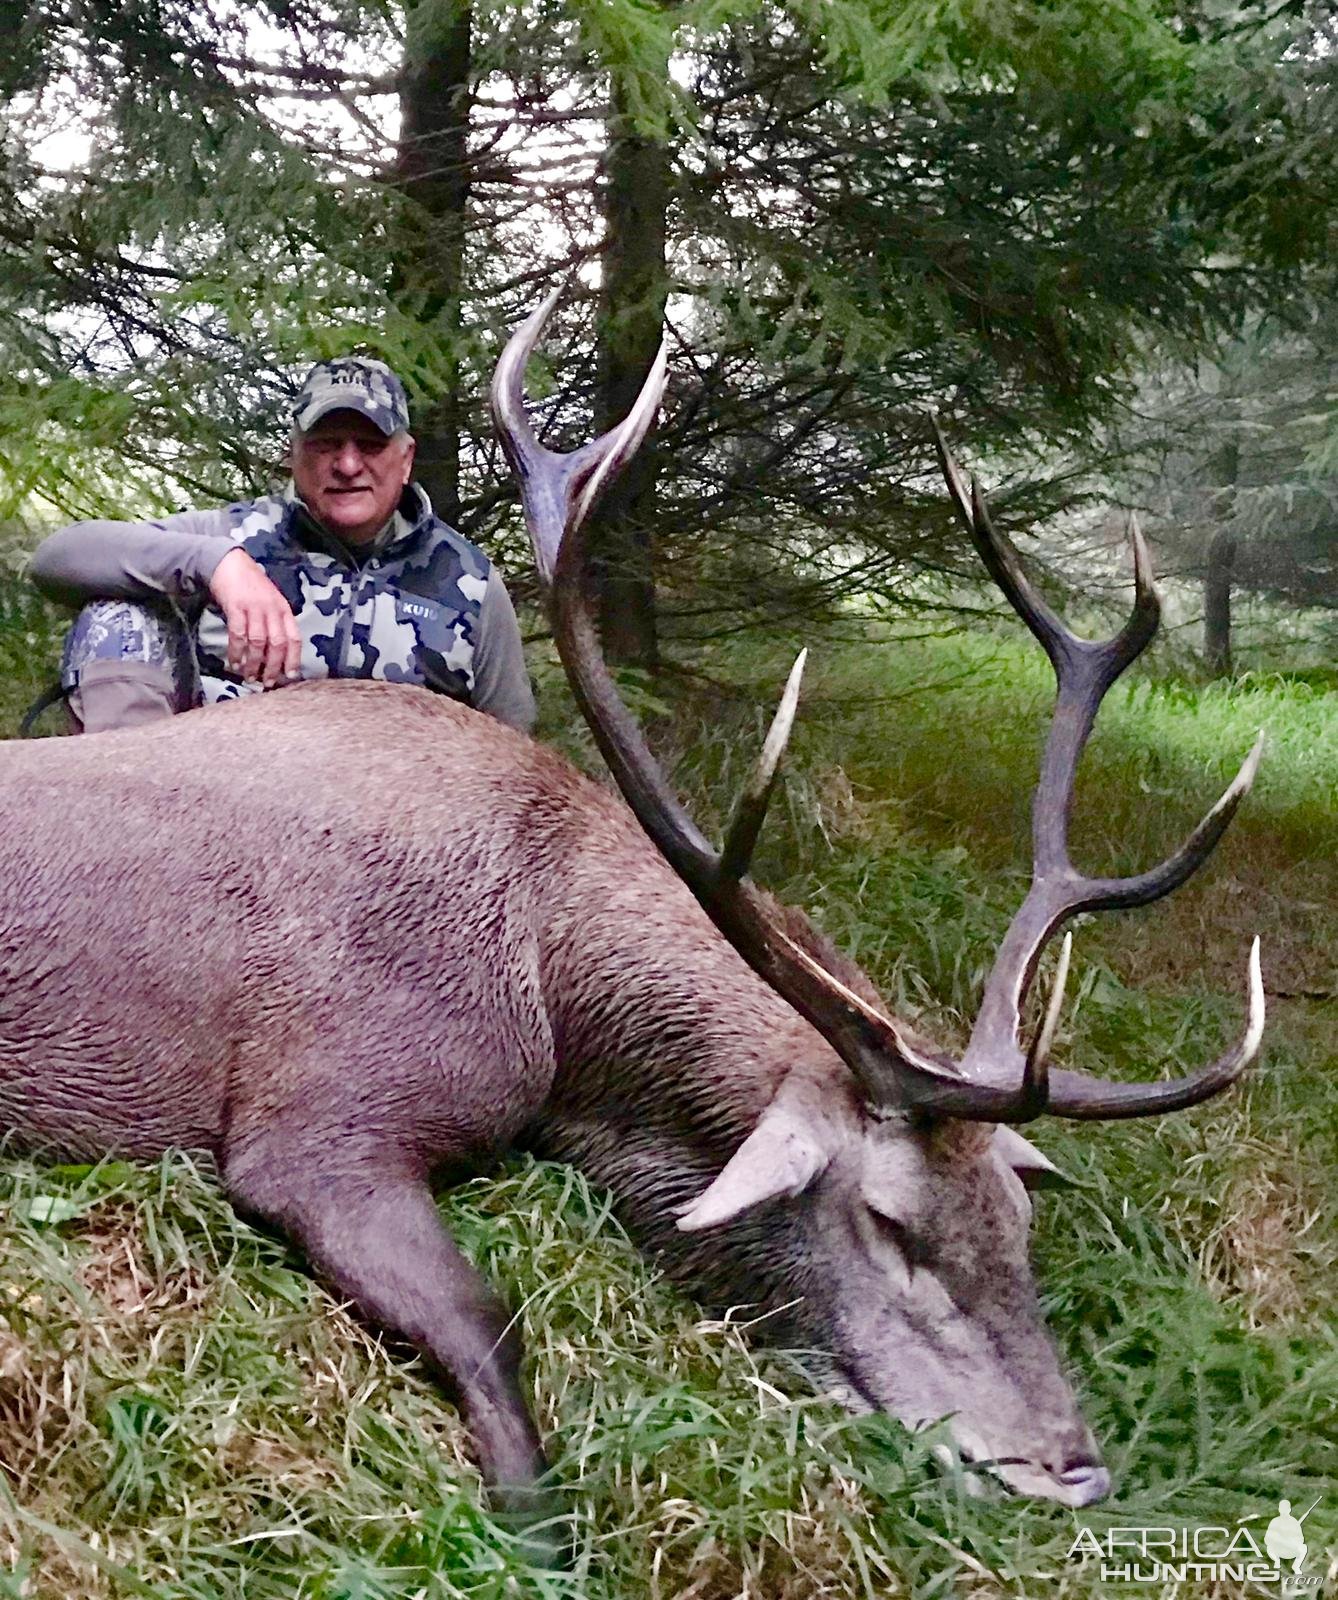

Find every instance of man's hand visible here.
[208,548,303,687]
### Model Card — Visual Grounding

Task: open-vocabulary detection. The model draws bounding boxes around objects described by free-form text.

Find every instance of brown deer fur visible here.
[0,677,1114,1518]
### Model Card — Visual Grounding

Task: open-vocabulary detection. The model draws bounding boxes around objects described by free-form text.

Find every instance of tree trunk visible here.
[0,3,39,97]
[1204,434,1240,678]
[396,0,472,529]
[1204,528,1236,677]
[589,65,670,669]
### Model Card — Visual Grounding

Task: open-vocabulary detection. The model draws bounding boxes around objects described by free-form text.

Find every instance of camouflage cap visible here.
[292,357,411,437]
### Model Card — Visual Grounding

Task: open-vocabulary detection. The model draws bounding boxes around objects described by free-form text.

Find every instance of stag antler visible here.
[491,294,1265,1123]
[931,424,1265,1113]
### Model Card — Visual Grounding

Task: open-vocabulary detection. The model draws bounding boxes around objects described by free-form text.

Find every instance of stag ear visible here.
[676,1079,852,1232]
[992,1126,1079,1191]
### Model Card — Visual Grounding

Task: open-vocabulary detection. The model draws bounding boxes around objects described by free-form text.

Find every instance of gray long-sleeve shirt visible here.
[30,491,536,733]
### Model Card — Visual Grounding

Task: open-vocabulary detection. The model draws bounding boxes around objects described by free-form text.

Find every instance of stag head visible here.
[492,292,1264,1506]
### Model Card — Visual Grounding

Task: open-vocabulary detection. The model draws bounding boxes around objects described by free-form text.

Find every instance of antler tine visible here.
[489,286,670,585]
[571,337,670,537]
[719,650,807,883]
[490,287,567,582]
[1021,931,1071,1113]
[1126,515,1158,621]
[930,414,973,529]
[1046,939,1265,1118]
[1077,729,1265,911]
[931,419,1074,673]
[491,285,563,462]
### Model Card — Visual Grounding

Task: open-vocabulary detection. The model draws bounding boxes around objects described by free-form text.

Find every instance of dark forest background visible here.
[1,0,1335,675]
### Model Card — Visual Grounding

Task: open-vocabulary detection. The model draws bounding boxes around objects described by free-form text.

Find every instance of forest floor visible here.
[0,600,1333,1598]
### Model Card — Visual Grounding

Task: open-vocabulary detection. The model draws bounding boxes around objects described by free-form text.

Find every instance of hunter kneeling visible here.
[28,358,534,737]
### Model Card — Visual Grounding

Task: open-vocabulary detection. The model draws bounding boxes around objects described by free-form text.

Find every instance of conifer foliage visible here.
[0,1,1333,654]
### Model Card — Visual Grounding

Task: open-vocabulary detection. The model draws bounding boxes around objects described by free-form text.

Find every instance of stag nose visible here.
[1057,1461,1111,1506]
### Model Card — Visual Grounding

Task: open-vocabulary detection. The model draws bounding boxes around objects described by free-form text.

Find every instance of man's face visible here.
[290,411,416,545]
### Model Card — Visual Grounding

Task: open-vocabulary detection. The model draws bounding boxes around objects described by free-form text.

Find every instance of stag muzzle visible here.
[948,1438,1112,1508]
[864,1351,1114,1508]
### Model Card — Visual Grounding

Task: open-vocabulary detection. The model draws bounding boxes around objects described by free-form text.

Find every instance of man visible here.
[28,357,535,734]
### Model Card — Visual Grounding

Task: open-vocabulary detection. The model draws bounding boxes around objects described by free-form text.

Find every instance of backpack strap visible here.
[19,679,68,737]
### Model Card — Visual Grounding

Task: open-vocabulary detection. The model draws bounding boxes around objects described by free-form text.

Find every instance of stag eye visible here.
[868,1209,931,1268]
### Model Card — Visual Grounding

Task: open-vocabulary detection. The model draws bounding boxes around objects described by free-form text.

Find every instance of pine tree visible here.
[0,0,1333,673]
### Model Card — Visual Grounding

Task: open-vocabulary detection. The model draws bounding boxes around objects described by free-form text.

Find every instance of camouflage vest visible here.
[195,486,490,706]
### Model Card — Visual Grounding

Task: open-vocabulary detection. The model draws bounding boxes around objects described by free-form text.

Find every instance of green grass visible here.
[2,606,1335,1597]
